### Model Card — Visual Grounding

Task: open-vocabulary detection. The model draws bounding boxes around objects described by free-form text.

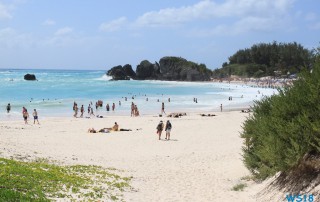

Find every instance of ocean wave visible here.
[95,74,112,81]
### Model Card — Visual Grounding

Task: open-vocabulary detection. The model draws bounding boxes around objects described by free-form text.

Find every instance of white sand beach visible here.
[0,112,274,201]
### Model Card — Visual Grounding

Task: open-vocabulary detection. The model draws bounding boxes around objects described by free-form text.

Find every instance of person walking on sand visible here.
[6,103,11,113]
[165,120,172,140]
[22,107,29,124]
[156,120,164,140]
[32,109,40,124]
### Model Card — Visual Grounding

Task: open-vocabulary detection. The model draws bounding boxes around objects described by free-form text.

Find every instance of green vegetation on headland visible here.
[0,157,131,201]
[241,46,320,192]
[212,41,315,78]
[107,42,318,81]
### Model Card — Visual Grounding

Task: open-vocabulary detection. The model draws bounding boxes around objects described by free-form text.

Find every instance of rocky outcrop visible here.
[107,64,136,80]
[106,56,212,81]
[136,60,160,80]
[123,64,136,79]
[24,74,36,81]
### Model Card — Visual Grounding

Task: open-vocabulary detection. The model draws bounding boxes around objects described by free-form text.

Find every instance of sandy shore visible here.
[0,111,276,201]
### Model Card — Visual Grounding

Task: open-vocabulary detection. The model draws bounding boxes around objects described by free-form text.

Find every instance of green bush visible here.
[241,55,320,180]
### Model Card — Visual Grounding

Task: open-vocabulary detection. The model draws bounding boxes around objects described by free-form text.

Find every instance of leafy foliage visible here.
[241,50,320,180]
[213,41,314,78]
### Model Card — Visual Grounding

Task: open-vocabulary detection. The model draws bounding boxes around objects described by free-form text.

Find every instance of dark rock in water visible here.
[24,74,36,81]
[107,65,130,80]
[123,64,136,79]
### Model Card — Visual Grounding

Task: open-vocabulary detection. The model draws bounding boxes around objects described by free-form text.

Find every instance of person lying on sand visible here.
[88,128,97,133]
[200,114,216,117]
[97,122,119,133]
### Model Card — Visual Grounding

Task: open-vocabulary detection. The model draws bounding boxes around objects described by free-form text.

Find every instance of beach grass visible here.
[231,183,247,191]
[0,157,132,201]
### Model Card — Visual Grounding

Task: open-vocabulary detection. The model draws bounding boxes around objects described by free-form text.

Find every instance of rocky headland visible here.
[106,56,212,81]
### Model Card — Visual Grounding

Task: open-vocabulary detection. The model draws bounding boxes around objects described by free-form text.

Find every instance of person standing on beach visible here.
[90,105,95,116]
[165,120,172,140]
[87,104,91,115]
[74,104,78,118]
[22,107,29,124]
[6,103,11,113]
[161,102,166,115]
[131,102,135,117]
[80,105,84,118]
[156,120,164,140]
[32,109,40,124]
[220,104,223,112]
[106,104,110,111]
[112,103,115,111]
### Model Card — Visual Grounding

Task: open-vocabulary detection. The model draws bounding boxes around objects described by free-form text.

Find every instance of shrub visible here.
[241,53,320,180]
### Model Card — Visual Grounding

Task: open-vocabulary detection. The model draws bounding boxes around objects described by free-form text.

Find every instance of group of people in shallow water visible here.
[21,106,40,124]
[131,102,140,117]
[6,103,39,124]
[73,100,135,118]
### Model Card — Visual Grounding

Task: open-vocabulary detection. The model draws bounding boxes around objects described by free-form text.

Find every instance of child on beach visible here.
[156,120,164,140]
[32,109,40,124]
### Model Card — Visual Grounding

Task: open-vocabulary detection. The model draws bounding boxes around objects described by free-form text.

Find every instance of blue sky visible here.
[0,0,319,70]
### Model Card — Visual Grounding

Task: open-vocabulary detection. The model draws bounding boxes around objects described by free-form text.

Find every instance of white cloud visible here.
[134,0,295,27]
[0,2,12,19]
[54,27,73,36]
[99,17,127,32]
[305,12,317,21]
[309,22,320,30]
[0,27,34,48]
[43,19,56,26]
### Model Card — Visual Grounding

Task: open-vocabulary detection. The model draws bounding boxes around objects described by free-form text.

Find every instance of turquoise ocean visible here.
[0,69,276,120]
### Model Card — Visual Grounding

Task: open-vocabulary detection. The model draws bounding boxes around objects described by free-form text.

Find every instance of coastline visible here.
[0,79,276,121]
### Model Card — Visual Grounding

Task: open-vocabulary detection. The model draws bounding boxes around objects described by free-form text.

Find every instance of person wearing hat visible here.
[156,120,164,140]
